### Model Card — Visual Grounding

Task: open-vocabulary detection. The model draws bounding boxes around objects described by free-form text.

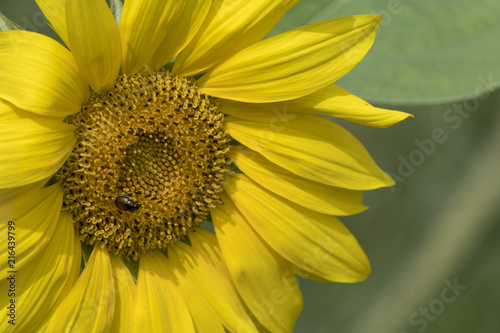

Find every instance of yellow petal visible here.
[0,31,88,116]
[0,101,63,122]
[169,231,258,332]
[35,0,69,45]
[225,114,394,190]
[173,0,300,76]
[0,118,76,189]
[0,176,49,205]
[225,173,371,282]
[179,297,225,333]
[289,264,330,283]
[0,101,22,121]
[197,15,381,103]
[37,246,115,332]
[148,0,212,70]
[66,0,121,93]
[110,256,136,333]
[119,0,185,75]
[159,249,226,333]
[131,252,195,333]
[212,193,303,333]
[0,183,62,281]
[220,84,413,128]
[0,212,80,333]
[231,146,367,215]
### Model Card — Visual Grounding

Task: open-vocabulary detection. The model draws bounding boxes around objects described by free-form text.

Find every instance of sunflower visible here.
[0,0,411,332]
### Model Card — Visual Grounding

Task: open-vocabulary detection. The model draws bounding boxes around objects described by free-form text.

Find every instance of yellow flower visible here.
[0,0,411,332]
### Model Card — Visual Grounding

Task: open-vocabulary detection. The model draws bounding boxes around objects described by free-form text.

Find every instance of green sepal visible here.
[81,242,94,269]
[0,11,24,32]
[109,0,123,24]
[123,257,139,283]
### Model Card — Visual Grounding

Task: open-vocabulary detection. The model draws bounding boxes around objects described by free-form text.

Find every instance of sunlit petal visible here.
[198,15,381,102]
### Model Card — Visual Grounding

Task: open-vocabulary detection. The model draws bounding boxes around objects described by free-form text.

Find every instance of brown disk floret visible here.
[59,71,231,259]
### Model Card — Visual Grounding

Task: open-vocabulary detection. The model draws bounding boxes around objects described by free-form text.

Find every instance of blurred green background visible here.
[2,1,499,332]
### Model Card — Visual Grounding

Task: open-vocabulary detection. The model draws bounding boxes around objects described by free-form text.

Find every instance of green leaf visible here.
[270,0,500,105]
[0,10,24,31]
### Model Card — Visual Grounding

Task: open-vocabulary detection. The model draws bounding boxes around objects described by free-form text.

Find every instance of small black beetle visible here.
[115,194,140,212]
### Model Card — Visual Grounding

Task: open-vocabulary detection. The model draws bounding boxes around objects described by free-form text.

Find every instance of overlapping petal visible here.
[0,30,88,116]
[131,252,195,332]
[160,249,226,333]
[35,0,69,45]
[148,0,212,71]
[225,173,371,282]
[119,0,185,75]
[0,118,76,189]
[66,0,121,93]
[0,101,61,122]
[0,176,49,205]
[0,183,62,281]
[169,231,258,332]
[0,212,80,333]
[110,256,136,333]
[197,15,381,103]
[213,193,303,332]
[231,146,367,215]
[173,0,300,77]
[220,84,413,128]
[36,246,115,332]
[225,114,394,190]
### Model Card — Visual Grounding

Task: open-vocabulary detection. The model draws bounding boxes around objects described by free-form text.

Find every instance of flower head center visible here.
[60,71,231,259]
